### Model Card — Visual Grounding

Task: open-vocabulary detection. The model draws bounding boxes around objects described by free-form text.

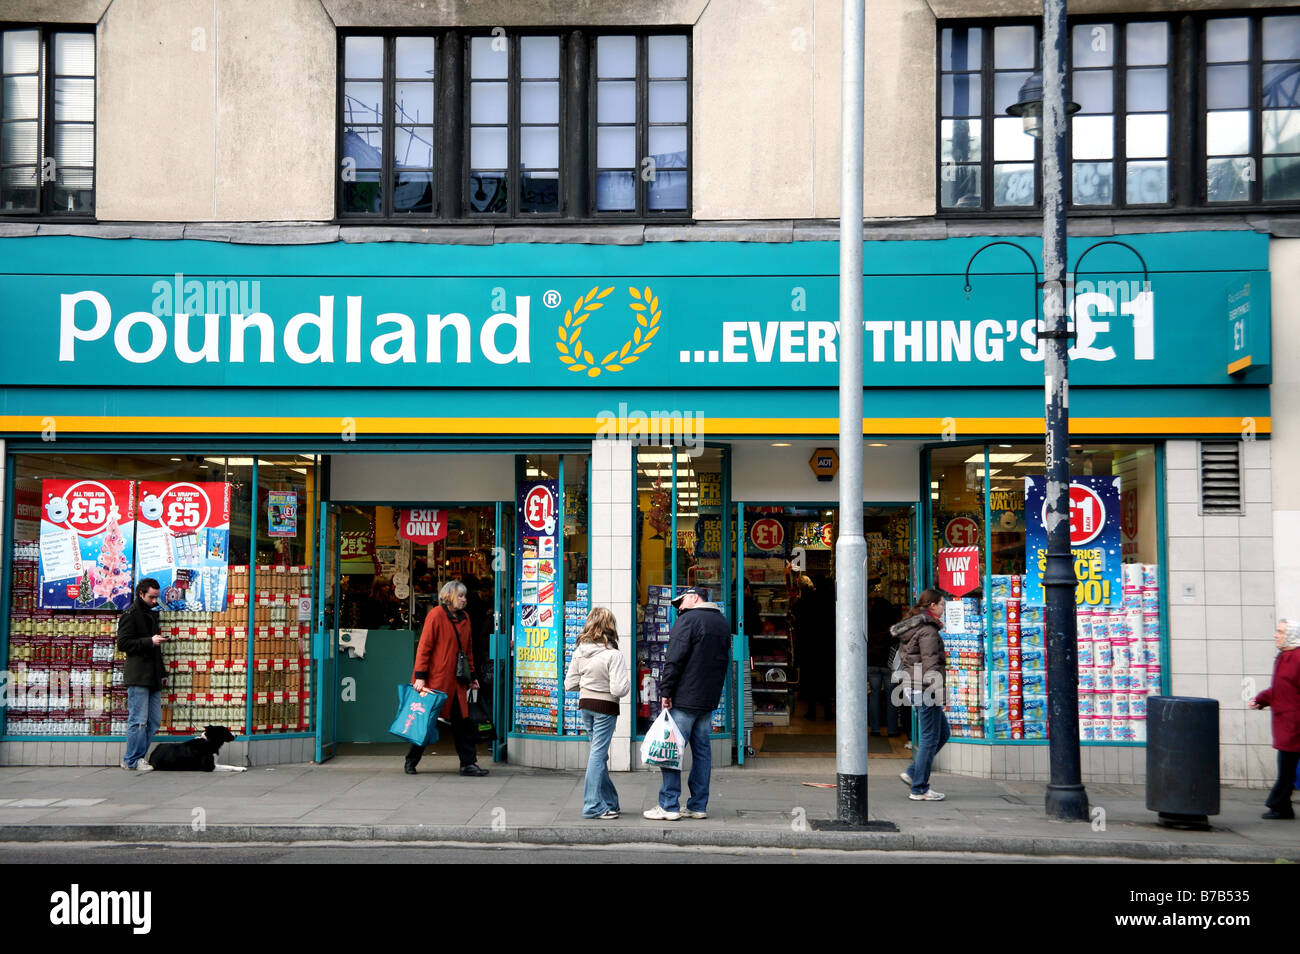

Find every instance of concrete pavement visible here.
[0,753,1296,861]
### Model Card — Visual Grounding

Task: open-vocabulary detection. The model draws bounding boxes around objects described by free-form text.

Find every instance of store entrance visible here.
[742,504,917,759]
[319,504,508,760]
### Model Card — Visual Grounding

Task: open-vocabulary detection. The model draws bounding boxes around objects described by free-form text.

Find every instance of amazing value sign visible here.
[1022,475,1122,608]
[135,481,231,611]
[38,480,137,610]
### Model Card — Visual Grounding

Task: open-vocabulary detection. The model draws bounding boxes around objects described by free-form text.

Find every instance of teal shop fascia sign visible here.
[0,231,1270,389]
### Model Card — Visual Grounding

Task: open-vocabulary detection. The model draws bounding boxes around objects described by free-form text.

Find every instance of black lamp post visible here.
[1012,29,1089,821]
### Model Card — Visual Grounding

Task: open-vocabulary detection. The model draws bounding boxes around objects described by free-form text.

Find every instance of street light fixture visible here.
[1006,71,1080,140]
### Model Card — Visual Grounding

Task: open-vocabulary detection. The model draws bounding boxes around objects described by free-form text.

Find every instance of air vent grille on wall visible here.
[1199,442,1242,514]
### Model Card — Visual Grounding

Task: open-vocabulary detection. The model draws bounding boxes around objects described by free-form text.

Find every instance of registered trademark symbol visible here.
[543,290,562,308]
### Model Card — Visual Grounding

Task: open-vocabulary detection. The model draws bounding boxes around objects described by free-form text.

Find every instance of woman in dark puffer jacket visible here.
[892,588,949,801]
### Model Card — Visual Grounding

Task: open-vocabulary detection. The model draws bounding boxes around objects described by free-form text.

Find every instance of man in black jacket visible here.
[117,578,165,772]
[643,586,730,822]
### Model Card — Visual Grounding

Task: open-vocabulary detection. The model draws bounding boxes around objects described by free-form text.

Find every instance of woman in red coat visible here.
[405,580,488,777]
[1249,619,1300,820]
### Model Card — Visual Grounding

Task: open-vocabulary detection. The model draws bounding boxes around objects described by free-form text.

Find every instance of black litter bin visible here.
[1146,696,1219,830]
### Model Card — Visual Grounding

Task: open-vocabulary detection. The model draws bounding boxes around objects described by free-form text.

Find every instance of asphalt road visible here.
[0,841,1195,863]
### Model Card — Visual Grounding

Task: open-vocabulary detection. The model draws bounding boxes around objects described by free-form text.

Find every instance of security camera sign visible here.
[38,479,137,610]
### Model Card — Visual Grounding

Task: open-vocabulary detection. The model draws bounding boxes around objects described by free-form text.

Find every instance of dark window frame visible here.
[0,23,96,221]
[587,31,693,219]
[937,10,1300,215]
[461,30,566,220]
[1200,11,1300,207]
[334,27,692,224]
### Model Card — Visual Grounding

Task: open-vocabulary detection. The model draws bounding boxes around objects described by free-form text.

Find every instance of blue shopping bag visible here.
[389,684,448,746]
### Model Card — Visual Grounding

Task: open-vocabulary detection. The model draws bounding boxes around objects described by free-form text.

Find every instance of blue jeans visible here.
[867,666,899,734]
[657,706,712,813]
[581,710,620,817]
[906,702,950,795]
[124,685,161,767]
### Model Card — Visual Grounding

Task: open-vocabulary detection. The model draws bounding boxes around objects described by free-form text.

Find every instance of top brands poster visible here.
[515,480,561,734]
[1022,475,1122,608]
[38,479,137,610]
[136,482,231,611]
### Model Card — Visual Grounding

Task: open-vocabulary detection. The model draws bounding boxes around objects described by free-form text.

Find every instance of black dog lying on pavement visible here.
[146,725,247,772]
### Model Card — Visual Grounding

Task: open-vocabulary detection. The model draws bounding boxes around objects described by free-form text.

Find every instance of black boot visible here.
[404,744,422,775]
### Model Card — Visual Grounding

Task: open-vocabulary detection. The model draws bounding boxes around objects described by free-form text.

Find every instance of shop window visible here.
[0,27,96,216]
[634,446,678,736]
[5,454,256,739]
[925,442,1163,748]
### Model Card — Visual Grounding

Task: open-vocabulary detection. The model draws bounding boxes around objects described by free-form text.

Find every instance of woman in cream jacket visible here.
[564,607,631,819]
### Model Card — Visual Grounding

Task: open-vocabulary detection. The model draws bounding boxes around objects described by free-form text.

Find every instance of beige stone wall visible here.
[96,0,216,220]
[94,0,335,221]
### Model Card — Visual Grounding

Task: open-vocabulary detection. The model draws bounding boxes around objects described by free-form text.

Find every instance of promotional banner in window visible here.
[515,479,561,733]
[135,481,231,611]
[38,479,137,610]
[1022,476,1122,608]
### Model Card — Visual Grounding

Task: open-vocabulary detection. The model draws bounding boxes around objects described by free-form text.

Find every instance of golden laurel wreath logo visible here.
[555,285,661,378]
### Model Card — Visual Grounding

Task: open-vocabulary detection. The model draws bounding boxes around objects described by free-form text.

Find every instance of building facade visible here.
[0,0,1296,787]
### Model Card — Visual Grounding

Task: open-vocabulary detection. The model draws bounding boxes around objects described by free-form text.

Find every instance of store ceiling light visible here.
[170,457,181,462]
[966,453,1030,464]
[868,442,888,447]
[770,442,792,447]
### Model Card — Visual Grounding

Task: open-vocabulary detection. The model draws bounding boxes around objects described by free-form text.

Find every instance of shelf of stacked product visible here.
[1077,564,1162,744]
[159,564,314,736]
[6,539,126,736]
[988,576,1047,741]
[746,558,794,727]
[941,595,987,739]
[981,566,1163,743]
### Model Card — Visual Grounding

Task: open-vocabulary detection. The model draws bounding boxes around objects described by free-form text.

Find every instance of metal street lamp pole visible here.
[1039,0,1089,821]
[836,0,869,825]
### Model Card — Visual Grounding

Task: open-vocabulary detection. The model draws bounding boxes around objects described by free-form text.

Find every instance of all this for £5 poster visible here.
[38,479,137,611]
[515,480,561,734]
[136,482,232,611]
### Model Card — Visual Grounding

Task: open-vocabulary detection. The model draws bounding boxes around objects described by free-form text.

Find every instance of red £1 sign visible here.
[523,485,556,533]
[750,518,784,551]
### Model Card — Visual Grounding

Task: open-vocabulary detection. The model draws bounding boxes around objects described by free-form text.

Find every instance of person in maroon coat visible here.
[1249,619,1300,820]
[405,580,488,777]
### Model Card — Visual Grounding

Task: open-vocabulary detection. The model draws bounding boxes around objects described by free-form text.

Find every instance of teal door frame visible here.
[491,500,513,762]
[314,502,342,763]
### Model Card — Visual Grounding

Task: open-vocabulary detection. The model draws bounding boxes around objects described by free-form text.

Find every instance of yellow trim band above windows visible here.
[0,415,1272,437]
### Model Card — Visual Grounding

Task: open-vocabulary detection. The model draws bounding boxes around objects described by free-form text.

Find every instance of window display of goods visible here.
[1078,564,1161,743]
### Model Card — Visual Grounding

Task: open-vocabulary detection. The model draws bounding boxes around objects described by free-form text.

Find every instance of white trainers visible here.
[642,805,681,821]
[899,771,913,786]
[908,789,945,801]
[120,760,132,771]
[134,761,154,772]
[681,810,707,819]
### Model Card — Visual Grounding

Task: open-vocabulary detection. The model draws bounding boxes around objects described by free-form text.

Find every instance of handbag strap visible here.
[442,604,469,657]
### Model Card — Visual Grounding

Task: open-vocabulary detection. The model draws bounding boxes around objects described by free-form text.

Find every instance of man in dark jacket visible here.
[643,586,730,821]
[117,578,165,772]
